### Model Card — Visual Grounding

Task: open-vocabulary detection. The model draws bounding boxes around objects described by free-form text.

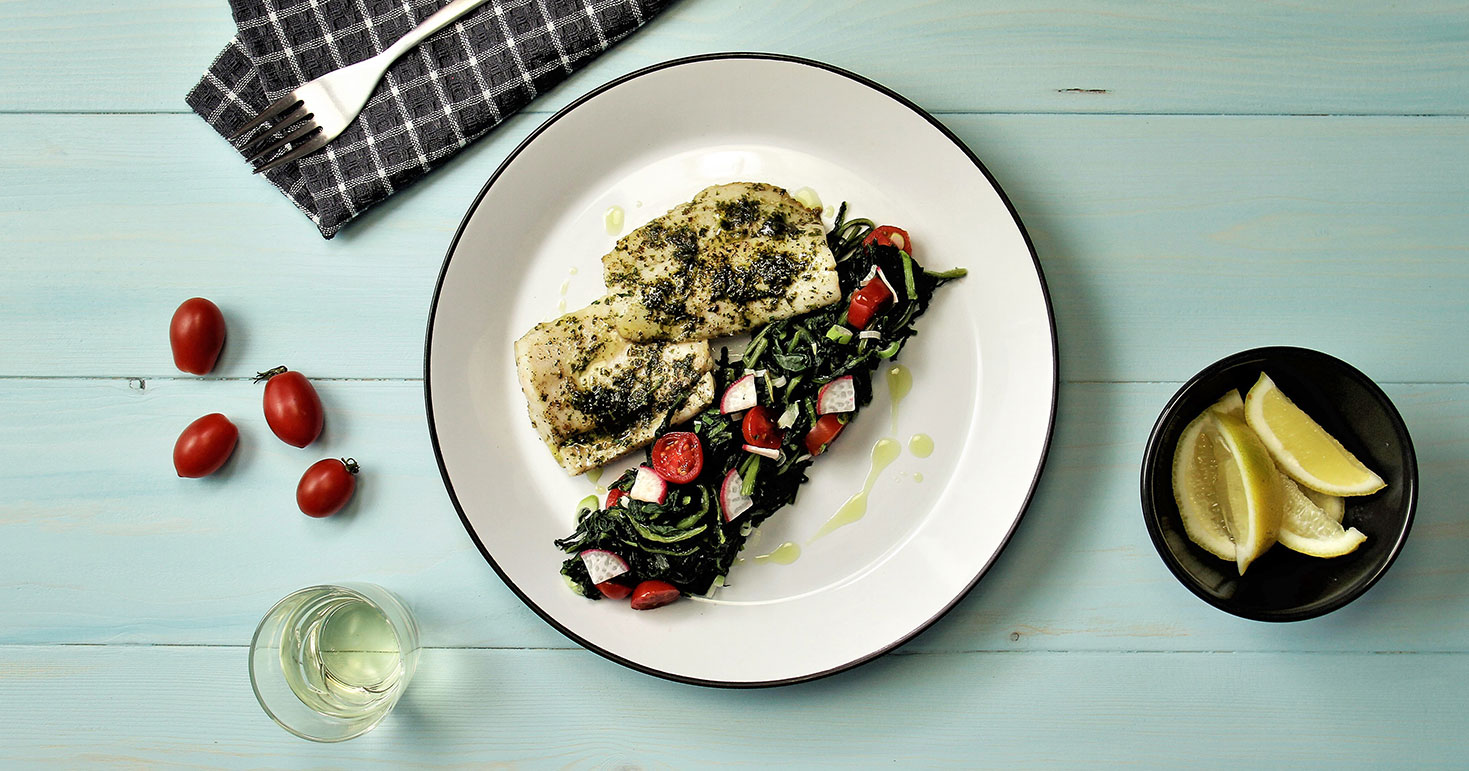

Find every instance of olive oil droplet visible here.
[908,433,934,458]
[811,438,902,541]
[886,364,913,434]
[754,541,801,565]
[586,467,603,485]
[604,205,624,235]
[913,472,924,483]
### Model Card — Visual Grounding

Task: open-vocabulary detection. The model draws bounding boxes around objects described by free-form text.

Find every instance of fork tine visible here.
[244,122,322,168]
[237,104,311,159]
[253,130,331,175]
[227,93,304,142]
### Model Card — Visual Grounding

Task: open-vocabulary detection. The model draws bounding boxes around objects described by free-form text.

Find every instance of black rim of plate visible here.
[423,52,1060,687]
[1139,345,1419,622]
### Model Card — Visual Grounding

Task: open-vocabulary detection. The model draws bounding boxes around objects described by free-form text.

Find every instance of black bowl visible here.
[1140,346,1417,621]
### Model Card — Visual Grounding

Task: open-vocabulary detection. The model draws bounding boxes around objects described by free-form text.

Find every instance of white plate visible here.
[426,54,1056,686]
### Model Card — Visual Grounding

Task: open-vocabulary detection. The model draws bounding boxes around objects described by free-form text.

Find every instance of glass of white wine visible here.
[249,583,420,742]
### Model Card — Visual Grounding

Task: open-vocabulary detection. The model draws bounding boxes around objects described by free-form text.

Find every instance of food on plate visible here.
[555,204,965,604]
[1172,377,1379,573]
[173,413,239,478]
[297,458,360,518]
[256,366,325,448]
[650,432,703,484]
[629,579,682,610]
[601,182,841,342]
[514,302,715,475]
[170,297,227,375]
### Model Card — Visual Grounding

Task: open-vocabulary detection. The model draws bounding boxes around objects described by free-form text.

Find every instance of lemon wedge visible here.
[1172,410,1237,561]
[1212,411,1284,574]
[1244,374,1386,496]
[1303,486,1345,524]
[1172,391,1279,572]
[1212,389,1244,418]
[1277,472,1366,557]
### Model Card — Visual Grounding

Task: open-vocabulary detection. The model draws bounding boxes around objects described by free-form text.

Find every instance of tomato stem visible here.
[341,458,360,475]
[253,365,288,383]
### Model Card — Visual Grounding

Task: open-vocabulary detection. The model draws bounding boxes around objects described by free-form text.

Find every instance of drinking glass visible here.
[249,583,420,742]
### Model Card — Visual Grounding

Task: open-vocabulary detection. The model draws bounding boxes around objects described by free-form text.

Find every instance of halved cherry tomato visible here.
[863,225,912,254]
[651,431,703,484]
[597,581,632,600]
[256,366,324,448]
[169,298,227,375]
[630,579,681,610]
[804,414,847,455]
[296,458,359,518]
[173,413,238,478]
[847,277,894,330]
[605,488,626,508]
[742,405,782,449]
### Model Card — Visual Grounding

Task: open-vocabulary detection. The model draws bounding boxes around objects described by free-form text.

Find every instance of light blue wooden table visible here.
[2,1,1467,766]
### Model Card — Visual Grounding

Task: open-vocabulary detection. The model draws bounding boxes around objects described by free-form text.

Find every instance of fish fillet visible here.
[603,182,841,342]
[514,302,714,475]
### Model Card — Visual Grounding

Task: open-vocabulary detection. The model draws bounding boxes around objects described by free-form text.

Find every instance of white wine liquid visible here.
[279,592,403,720]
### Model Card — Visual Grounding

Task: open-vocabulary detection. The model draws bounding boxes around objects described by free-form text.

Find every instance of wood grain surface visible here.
[1,0,1466,766]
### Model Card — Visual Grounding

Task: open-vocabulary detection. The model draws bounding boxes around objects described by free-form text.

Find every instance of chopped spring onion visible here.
[877,341,903,359]
[743,444,781,460]
[826,325,853,343]
[859,330,883,341]
[740,455,760,496]
[865,264,899,299]
[776,403,800,429]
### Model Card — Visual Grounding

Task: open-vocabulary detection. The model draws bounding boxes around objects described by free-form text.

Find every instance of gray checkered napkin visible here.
[187,0,664,238]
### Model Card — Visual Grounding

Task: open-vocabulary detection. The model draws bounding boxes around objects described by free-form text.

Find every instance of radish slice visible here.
[817,375,857,414]
[743,444,781,460]
[629,465,667,504]
[720,374,758,413]
[580,549,630,585]
[719,468,753,522]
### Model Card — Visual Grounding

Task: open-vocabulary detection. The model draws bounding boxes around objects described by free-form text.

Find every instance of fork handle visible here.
[379,0,495,65]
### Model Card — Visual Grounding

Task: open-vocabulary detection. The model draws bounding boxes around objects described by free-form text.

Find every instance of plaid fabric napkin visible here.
[187,0,664,238]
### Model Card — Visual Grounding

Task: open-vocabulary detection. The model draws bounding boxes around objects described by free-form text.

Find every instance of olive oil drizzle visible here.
[754,541,802,565]
[886,364,912,434]
[810,438,902,542]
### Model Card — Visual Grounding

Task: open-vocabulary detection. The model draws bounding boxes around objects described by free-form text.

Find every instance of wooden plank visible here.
[1,645,1465,766]
[2,379,1463,652]
[1,114,1466,382]
[2,0,1468,116]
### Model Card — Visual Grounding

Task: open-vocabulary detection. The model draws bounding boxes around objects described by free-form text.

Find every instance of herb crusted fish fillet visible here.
[514,302,714,475]
[603,182,842,342]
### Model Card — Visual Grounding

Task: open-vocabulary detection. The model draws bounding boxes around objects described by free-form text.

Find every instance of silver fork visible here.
[230,0,493,174]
